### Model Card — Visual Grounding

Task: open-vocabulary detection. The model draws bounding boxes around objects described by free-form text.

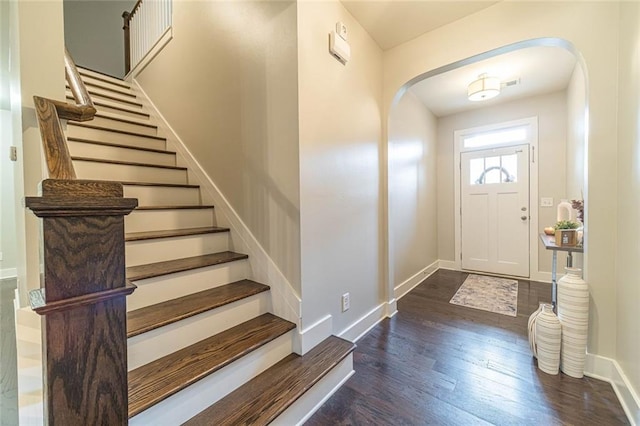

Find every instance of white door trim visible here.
[453,117,539,279]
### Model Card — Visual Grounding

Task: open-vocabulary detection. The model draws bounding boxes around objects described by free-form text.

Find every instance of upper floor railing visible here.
[122,0,172,74]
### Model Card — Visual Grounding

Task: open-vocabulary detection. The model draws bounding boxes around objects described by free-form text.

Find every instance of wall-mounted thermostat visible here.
[330,21,350,64]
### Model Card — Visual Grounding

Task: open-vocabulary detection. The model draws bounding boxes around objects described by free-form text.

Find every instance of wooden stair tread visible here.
[67,137,174,155]
[134,205,214,211]
[127,280,270,337]
[81,81,136,97]
[126,226,229,241]
[128,313,296,418]
[120,181,200,188]
[67,95,148,117]
[67,122,165,140]
[71,156,186,170]
[85,90,143,106]
[78,66,129,86]
[184,336,355,426]
[94,112,157,129]
[126,251,248,281]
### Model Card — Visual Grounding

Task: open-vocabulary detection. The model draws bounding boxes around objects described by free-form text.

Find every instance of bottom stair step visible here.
[183,336,356,426]
[128,313,296,418]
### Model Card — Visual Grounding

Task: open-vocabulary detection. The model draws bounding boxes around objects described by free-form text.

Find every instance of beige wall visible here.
[64,0,137,78]
[383,0,619,359]
[566,64,586,201]
[135,1,301,292]
[388,90,438,286]
[297,0,383,332]
[616,1,640,411]
[436,91,568,275]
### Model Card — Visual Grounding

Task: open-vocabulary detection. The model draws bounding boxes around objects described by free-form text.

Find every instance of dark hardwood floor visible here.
[306,269,629,425]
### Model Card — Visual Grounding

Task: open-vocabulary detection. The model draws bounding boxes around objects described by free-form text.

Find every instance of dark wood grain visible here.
[126,251,248,281]
[125,226,229,241]
[128,313,296,418]
[67,122,165,140]
[306,270,630,426]
[127,280,269,337]
[33,96,77,179]
[26,180,137,425]
[67,137,175,155]
[185,336,355,426]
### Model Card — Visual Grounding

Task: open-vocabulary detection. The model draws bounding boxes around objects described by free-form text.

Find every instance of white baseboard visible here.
[438,260,459,270]
[338,302,391,343]
[132,80,302,332]
[297,315,332,355]
[394,260,439,300]
[585,353,639,425]
[529,271,552,283]
[0,268,17,279]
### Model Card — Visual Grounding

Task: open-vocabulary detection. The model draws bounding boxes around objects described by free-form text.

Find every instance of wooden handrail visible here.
[122,0,142,74]
[33,48,96,180]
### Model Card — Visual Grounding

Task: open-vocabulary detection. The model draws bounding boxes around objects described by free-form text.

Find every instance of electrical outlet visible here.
[541,197,554,207]
[10,146,17,162]
[341,292,350,312]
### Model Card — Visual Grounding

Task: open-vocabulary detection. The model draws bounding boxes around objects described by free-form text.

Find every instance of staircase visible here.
[63,67,355,425]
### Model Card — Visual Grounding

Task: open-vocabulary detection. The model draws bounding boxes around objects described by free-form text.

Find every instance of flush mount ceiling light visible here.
[467,73,501,101]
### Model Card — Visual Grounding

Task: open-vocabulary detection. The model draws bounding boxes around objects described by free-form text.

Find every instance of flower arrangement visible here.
[571,199,584,223]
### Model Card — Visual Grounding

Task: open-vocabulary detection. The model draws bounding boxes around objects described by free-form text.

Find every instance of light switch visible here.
[541,197,554,207]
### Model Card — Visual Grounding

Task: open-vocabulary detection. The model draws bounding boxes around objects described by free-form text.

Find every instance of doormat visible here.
[449,274,518,317]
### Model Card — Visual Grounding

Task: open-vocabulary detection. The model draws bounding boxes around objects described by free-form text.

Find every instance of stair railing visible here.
[26,48,137,424]
[122,0,172,74]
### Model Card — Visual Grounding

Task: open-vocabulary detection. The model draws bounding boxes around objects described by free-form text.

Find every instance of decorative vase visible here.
[534,304,561,375]
[557,267,589,378]
[527,303,544,358]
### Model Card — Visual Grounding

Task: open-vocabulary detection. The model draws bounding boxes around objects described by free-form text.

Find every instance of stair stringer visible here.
[130,79,306,349]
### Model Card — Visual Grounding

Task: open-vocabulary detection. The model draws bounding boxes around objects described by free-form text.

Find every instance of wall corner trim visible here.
[585,353,639,426]
[338,301,394,343]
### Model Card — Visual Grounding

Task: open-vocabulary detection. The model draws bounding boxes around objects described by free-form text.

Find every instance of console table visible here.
[539,233,584,312]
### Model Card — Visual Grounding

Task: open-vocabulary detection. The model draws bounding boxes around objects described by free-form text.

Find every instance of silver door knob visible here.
[521,215,528,220]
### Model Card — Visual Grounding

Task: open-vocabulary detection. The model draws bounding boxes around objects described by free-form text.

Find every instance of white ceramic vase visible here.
[535,304,561,375]
[557,267,589,378]
[527,303,544,358]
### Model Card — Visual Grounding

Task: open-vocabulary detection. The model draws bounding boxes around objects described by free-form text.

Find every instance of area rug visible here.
[449,274,518,317]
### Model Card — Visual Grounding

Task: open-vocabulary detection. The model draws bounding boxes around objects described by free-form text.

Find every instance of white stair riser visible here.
[68,140,175,167]
[73,160,187,185]
[80,75,134,94]
[129,332,294,426]
[94,103,149,120]
[126,232,229,266]
[125,209,215,233]
[127,292,271,370]
[81,85,138,104]
[91,116,158,137]
[67,125,166,150]
[272,355,354,426]
[123,185,201,207]
[78,68,130,88]
[127,260,249,310]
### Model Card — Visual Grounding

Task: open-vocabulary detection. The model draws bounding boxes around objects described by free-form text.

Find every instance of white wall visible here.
[616,1,640,413]
[388,90,438,288]
[566,64,586,201]
[135,1,301,293]
[437,91,568,275]
[64,0,137,78]
[297,0,383,336]
[383,0,619,360]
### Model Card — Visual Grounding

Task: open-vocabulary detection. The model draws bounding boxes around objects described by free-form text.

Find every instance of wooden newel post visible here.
[122,11,132,74]
[25,179,138,425]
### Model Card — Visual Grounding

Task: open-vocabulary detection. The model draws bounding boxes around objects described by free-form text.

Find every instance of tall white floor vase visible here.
[528,303,544,358]
[557,267,589,378]
[534,304,561,375]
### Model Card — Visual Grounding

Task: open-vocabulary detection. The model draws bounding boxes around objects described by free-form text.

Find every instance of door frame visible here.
[453,116,539,279]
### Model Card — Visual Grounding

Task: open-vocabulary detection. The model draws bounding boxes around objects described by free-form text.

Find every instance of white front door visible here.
[461,144,530,277]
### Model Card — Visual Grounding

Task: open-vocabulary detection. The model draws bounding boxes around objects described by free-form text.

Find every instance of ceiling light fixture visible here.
[467,73,500,101]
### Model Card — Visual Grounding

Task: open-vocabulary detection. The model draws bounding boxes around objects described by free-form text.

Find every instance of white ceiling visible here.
[341,0,498,50]
[341,2,579,117]
[409,46,578,117]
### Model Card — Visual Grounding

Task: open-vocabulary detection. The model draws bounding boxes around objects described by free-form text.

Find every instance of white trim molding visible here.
[394,260,439,300]
[438,260,459,271]
[132,80,302,333]
[585,353,639,425]
[339,302,393,343]
[0,268,17,279]
[297,315,332,355]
